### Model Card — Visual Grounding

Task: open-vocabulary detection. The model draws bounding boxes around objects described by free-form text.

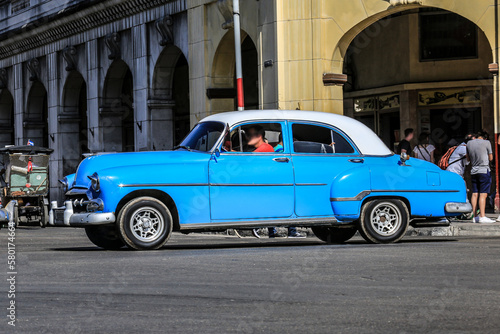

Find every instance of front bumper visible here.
[48,201,115,227]
[445,201,472,214]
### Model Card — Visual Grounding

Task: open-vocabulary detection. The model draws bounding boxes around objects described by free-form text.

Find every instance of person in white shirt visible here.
[413,132,435,163]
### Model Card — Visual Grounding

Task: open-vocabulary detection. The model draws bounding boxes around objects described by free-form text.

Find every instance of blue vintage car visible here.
[50,110,471,250]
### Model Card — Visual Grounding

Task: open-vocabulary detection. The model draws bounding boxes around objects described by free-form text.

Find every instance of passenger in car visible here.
[274,133,284,153]
[246,125,274,153]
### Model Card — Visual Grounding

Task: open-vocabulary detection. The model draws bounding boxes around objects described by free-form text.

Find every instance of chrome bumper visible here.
[445,201,472,214]
[48,201,115,227]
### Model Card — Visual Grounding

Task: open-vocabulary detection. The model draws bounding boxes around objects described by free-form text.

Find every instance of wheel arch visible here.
[115,189,180,231]
[361,195,411,215]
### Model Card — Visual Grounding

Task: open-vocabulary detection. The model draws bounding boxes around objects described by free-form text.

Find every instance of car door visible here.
[289,122,363,217]
[209,121,295,221]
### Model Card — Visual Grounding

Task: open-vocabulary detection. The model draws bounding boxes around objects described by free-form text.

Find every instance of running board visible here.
[179,217,346,232]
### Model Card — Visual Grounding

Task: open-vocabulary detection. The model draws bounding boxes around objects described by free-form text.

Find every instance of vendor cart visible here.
[0,146,54,227]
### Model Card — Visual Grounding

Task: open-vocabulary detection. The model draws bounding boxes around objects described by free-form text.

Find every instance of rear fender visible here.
[330,166,371,217]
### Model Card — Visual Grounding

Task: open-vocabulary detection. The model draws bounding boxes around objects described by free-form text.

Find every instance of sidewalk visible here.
[408,215,500,237]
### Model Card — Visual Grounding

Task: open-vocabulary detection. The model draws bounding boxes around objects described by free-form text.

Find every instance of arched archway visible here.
[102,60,134,152]
[341,7,493,151]
[0,89,14,147]
[60,71,88,175]
[211,30,259,112]
[339,6,494,199]
[26,81,48,147]
[151,45,190,149]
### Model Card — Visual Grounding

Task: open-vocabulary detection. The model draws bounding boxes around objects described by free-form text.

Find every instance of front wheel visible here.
[312,226,357,244]
[85,225,125,250]
[358,199,409,244]
[117,197,173,250]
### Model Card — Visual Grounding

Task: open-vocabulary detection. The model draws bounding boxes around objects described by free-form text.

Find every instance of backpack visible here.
[438,145,465,170]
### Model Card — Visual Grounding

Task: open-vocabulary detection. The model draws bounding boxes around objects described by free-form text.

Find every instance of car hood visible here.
[72,150,208,188]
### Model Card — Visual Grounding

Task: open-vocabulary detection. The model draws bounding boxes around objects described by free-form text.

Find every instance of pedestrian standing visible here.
[398,128,414,155]
[445,134,473,177]
[413,132,435,163]
[467,130,495,223]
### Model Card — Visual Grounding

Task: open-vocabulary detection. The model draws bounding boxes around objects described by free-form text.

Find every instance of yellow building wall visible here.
[275,0,497,115]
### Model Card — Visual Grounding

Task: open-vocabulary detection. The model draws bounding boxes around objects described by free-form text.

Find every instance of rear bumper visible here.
[48,201,115,227]
[445,201,472,214]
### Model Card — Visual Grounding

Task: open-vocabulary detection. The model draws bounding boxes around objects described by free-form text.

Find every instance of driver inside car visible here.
[246,125,274,153]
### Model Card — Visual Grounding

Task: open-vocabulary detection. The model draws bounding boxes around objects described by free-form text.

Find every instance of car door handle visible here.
[348,158,364,164]
[273,157,290,163]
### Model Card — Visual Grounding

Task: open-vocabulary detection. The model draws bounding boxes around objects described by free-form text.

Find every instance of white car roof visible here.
[201,110,392,156]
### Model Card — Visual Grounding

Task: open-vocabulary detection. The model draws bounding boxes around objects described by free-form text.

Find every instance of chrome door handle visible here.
[348,158,364,163]
[273,157,290,163]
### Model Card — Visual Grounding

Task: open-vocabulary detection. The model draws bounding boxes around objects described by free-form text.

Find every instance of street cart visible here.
[0,146,54,227]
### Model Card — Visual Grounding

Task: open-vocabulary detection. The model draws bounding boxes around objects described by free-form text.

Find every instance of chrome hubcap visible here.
[370,203,402,236]
[130,207,164,242]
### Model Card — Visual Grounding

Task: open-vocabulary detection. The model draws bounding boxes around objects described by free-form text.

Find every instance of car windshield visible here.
[178,121,225,152]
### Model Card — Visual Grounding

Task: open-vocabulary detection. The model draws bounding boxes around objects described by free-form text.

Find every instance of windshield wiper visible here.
[174,145,193,152]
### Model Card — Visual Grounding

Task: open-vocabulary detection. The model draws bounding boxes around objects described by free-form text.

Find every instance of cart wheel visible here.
[40,204,48,228]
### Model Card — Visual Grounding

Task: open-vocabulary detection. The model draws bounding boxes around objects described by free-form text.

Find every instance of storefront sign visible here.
[354,97,377,112]
[379,94,400,110]
[418,88,481,107]
[354,94,400,112]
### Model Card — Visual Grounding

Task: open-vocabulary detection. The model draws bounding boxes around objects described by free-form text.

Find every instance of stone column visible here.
[47,52,61,202]
[99,107,125,152]
[13,63,23,146]
[86,39,101,152]
[188,5,208,127]
[132,23,150,151]
[399,90,418,145]
[148,99,175,150]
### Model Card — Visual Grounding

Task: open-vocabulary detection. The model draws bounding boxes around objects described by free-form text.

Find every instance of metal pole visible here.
[233,0,244,111]
[494,0,500,212]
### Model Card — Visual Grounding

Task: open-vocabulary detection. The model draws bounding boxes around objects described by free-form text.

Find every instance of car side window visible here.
[291,123,355,154]
[223,122,284,153]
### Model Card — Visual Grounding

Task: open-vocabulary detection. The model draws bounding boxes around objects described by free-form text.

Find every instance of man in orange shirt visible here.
[246,125,274,152]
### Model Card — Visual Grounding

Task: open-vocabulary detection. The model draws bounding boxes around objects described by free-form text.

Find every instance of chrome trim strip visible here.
[120,183,317,188]
[296,183,327,186]
[331,190,371,202]
[119,183,209,188]
[372,189,460,193]
[179,217,341,231]
[330,188,460,202]
[210,183,294,187]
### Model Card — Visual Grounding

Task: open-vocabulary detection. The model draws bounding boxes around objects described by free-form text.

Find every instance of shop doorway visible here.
[420,107,481,159]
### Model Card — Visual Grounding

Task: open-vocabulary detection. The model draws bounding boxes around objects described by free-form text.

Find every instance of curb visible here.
[407,222,500,237]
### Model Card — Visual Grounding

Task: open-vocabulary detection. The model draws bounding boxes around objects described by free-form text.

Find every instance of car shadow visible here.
[50,237,459,252]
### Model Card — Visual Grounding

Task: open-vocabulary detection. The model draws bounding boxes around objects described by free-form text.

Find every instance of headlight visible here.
[58,177,69,193]
[87,172,100,192]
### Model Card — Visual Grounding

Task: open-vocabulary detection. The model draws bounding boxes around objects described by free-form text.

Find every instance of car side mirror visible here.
[215,149,221,158]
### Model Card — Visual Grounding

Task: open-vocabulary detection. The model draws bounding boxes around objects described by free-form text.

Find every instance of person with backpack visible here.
[413,132,435,163]
[443,134,473,177]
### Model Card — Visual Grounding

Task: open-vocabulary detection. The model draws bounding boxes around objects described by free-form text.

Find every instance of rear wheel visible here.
[85,225,125,250]
[358,199,409,244]
[312,226,357,244]
[117,197,173,250]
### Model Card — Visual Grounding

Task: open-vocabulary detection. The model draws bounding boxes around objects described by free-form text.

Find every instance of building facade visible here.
[0,0,498,203]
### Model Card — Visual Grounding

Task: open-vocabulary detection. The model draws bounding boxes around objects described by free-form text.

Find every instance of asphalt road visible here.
[1,228,500,334]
